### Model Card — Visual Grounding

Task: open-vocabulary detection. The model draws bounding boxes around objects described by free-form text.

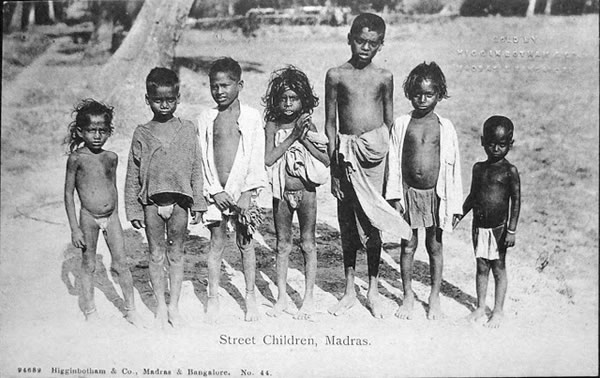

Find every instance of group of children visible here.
[64,13,520,329]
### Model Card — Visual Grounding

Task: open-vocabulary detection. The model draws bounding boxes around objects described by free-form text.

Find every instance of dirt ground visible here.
[1,16,598,378]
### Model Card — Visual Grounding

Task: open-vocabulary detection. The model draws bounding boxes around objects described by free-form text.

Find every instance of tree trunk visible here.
[526,0,536,16]
[545,0,553,14]
[95,0,194,130]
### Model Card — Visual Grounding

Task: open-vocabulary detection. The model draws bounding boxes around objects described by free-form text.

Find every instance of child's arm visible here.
[382,71,394,130]
[298,116,330,166]
[264,120,303,167]
[454,164,479,229]
[190,128,208,224]
[239,111,267,214]
[64,154,85,248]
[124,134,144,229]
[505,165,521,248]
[324,68,342,199]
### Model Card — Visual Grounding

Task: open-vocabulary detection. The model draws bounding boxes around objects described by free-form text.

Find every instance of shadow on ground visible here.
[60,213,476,317]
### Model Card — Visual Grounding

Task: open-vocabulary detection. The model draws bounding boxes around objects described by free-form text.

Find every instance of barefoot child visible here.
[325,13,412,319]
[64,99,142,325]
[454,115,520,328]
[125,67,207,328]
[197,57,267,322]
[386,61,463,320]
[263,66,329,320]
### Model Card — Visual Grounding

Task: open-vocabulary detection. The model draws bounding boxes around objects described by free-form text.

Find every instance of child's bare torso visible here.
[334,63,388,135]
[74,149,118,217]
[213,108,241,188]
[472,160,515,228]
[402,111,441,189]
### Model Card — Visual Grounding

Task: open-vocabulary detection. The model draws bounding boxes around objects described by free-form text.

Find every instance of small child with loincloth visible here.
[386,61,463,320]
[454,115,521,328]
[125,67,207,329]
[197,57,267,323]
[263,65,329,320]
[64,98,142,325]
[325,13,412,319]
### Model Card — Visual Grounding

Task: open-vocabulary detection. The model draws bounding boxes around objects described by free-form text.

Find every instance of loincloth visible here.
[80,207,113,232]
[402,182,440,229]
[472,224,506,260]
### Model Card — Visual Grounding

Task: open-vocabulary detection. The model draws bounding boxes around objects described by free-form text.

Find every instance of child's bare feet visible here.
[395,292,414,320]
[427,295,444,320]
[125,309,144,327]
[244,291,259,322]
[485,310,504,328]
[266,296,296,318]
[328,294,356,316]
[465,307,487,323]
[153,305,169,329]
[366,293,384,319]
[294,297,315,320]
[167,305,185,328]
[205,296,219,324]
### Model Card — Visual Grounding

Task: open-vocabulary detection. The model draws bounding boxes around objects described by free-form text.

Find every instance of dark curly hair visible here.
[262,65,319,122]
[403,61,449,100]
[65,98,114,153]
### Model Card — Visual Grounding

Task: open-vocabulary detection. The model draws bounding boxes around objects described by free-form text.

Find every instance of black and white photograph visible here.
[1,0,598,377]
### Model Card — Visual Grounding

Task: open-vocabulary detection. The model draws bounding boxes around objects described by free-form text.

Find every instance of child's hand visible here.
[331,176,344,200]
[236,192,252,216]
[131,220,145,229]
[212,191,236,212]
[388,200,404,215]
[292,114,311,139]
[504,232,516,248]
[452,214,463,229]
[190,211,204,225]
[71,228,86,249]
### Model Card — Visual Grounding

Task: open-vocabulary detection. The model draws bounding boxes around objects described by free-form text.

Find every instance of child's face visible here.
[348,28,383,63]
[210,71,243,109]
[409,79,441,116]
[77,115,111,151]
[278,88,303,118]
[482,126,513,162]
[146,85,180,121]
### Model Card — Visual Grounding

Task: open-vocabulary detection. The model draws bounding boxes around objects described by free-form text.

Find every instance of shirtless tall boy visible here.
[197,57,267,323]
[386,62,463,320]
[455,115,520,328]
[325,13,411,319]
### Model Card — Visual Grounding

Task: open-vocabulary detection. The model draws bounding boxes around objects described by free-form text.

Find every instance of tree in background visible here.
[95,0,195,129]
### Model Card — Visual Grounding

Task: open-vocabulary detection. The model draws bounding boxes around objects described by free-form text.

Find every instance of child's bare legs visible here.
[397,230,417,319]
[295,191,317,320]
[79,209,100,321]
[486,251,507,328]
[425,227,444,320]
[163,204,188,327]
[365,228,384,318]
[206,221,227,323]
[237,228,258,322]
[144,206,168,328]
[329,201,358,315]
[267,198,296,317]
[104,210,142,326]
[466,258,490,323]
